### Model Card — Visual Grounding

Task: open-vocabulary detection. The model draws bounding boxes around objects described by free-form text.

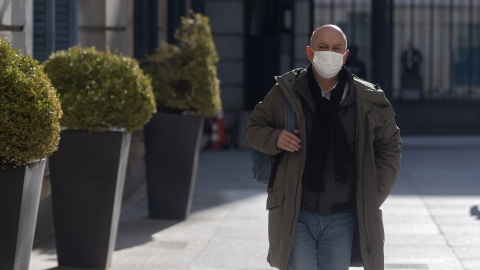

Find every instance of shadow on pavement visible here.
[115,208,180,251]
[114,150,266,251]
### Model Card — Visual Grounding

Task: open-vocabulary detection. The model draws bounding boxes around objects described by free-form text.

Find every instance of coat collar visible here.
[277,66,356,112]
[274,66,396,126]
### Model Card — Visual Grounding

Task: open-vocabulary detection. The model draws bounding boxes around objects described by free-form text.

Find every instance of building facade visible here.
[2,0,479,137]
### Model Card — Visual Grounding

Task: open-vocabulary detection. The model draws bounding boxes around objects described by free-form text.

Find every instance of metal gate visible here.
[312,0,480,101]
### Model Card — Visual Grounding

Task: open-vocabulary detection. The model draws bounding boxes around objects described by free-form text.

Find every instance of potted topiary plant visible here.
[42,45,156,269]
[143,12,221,220]
[0,38,62,270]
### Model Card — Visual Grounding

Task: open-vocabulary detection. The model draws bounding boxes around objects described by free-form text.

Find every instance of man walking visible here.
[245,25,402,270]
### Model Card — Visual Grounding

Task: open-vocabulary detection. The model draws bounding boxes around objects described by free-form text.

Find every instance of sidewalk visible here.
[30,136,480,270]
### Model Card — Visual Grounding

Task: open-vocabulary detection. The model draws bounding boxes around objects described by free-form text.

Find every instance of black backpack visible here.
[250,96,296,186]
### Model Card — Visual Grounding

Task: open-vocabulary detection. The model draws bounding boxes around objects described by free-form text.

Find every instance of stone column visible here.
[0,0,33,55]
[205,0,246,148]
[158,0,167,43]
[77,0,133,56]
[294,0,311,68]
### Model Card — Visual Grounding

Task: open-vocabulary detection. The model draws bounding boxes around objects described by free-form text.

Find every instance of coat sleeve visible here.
[244,85,285,156]
[373,117,402,206]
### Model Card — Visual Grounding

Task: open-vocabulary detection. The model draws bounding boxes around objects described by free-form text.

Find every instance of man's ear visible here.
[306,46,314,62]
[343,50,349,64]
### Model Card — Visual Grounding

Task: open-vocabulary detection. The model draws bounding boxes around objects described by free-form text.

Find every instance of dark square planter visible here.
[0,159,46,270]
[144,112,204,220]
[48,131,131,269]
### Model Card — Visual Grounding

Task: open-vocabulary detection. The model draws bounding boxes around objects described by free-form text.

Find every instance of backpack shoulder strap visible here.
[284,96,295,132]
[266,96,295,188]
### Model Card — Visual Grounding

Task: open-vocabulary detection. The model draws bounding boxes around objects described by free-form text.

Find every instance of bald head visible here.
[305,24,349,79]
[310,24,348,52]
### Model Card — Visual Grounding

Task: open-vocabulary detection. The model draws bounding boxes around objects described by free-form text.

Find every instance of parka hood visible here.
[353,77,397,126]
[274,68,306,98]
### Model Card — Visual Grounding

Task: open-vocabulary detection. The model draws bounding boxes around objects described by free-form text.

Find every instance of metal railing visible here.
[312,0,480,101]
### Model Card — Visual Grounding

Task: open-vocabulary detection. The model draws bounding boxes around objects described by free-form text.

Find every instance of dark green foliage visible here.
[0,39,62,166]
[43,46,156,133]
[144,12,222,116]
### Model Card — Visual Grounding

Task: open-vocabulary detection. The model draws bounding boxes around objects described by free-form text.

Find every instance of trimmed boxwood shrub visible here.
[43,46,156,133]
[144,12,222,116]
[0,39,62,167]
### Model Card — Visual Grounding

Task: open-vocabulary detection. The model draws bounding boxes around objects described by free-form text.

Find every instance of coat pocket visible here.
[266,188,285,210]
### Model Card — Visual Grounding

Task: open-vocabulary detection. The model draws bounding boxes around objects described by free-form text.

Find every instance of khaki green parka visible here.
[245,68,402,270]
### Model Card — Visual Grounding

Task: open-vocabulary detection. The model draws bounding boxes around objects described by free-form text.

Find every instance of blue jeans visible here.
[287,209,355,270]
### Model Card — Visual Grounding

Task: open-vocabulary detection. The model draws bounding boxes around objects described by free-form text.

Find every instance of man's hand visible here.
[276,129,301,152]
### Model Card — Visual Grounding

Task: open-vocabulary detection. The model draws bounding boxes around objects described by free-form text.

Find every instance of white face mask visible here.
[311,50,345,79]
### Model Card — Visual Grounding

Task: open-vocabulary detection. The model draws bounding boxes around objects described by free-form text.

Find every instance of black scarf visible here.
[305,65,357,192]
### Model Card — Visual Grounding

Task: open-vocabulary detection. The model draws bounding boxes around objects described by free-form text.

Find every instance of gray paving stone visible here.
[385,257,465,270]
[385,246,458,260]
[385,259,464,270]
[215,218,268,240]
[385,223,441,235]
[192,238,272,269]
[422,196,480,207]
[441,225,480,235]
[461,259,480,270]
[385,235,447,247]
[434,215,480,225]
[151,219,223,241]
[429,207,475,217]
[189,204,233,220]
[452,246,480,260]
[443,233,480,247]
